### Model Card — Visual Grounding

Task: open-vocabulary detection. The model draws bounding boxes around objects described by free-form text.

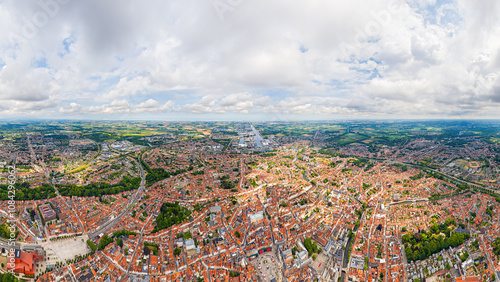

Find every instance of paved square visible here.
[41,235,91,262]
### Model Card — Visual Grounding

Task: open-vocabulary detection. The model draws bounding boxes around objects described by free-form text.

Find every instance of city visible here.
[0,120,499,281]
[1,0,500,281]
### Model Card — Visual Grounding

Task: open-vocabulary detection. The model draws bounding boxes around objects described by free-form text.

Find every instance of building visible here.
[298,250,308,261]
[393,193,401,201]
[210,205,222,213]
[185,239,195,250]
[23,245,44,262]
[248,212,264,223]
[350,254,365,270]
[13,249,35,275]
[39,204,57,222]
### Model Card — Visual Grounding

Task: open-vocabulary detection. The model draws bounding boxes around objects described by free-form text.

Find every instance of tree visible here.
[303,237,321,256]
[87,239,97,252]
[492,237,500,257]
[472,239,479,249]
[153,202,192,232]
[235,231,240,238]
[0,273,18,282]
[57,176,141,197]
[173,248,181,256]
[405,225,469,263]
[113,230,137,237]
[98,235,113,250]
[229,271,240,277]
[144,246,151,256]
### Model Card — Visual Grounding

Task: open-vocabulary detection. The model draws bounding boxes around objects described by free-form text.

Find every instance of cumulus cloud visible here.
[60,99,175,115]
[0,0,499,119]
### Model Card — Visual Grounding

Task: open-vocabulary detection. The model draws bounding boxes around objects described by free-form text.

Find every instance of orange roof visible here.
[455,276,480,282]
[14,251,35,275]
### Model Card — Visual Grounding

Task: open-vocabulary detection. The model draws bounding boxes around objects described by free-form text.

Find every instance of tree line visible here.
[0,182,56,201]
[57,176,140,197]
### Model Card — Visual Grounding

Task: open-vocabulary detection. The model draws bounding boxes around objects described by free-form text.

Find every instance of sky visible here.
[0,0,499,121]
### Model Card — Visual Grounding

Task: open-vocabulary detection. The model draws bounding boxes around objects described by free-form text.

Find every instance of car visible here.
[259,266,261,270]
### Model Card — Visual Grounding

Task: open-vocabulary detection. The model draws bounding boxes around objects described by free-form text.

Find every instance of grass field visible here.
[469,161,480,168]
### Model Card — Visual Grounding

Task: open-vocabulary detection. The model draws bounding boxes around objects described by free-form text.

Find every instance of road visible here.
[387,198,428,206]
[364,204,379,282]
[49,178,85,236]
[480,235,500,282]
[383,159,493,192]
[27,132,86,239]
[342,156,493,192]
[126,212,154,274]
[383,209,388,282]
[338,155,500,201]
[0,238,20,250]
[26,134,37,165]
[88,154,146,240]
[340,235,353,282]
[398,236,409,281]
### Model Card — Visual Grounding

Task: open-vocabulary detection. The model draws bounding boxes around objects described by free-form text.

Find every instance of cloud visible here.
[59,99,175,115]
[181,93,274,114]
[0,61,54,102]
[135,99,175,113]
[0,0,499,119]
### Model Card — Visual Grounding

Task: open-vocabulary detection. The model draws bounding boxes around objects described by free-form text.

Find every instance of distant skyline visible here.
[1,0,500,120]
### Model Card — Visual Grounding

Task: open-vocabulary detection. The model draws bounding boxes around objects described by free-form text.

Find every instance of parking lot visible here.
[252,251,280,281]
